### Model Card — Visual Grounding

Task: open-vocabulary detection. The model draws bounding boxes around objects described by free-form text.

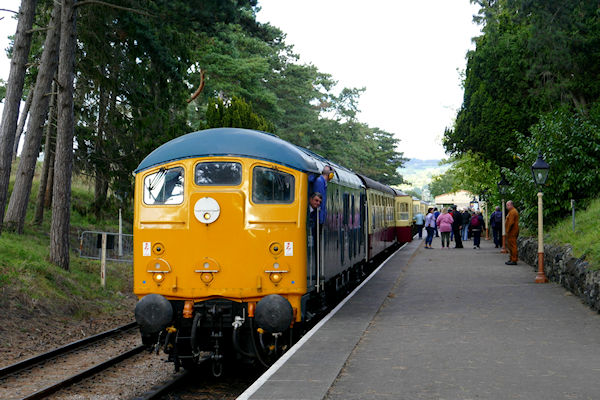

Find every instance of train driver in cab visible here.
[308,192,323,231]
[313,166,334,224]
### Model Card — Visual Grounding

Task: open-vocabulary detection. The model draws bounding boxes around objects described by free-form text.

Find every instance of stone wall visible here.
[518,237,600,312]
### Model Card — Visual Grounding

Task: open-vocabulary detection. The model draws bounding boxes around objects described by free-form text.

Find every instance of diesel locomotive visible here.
[132,128,411,373]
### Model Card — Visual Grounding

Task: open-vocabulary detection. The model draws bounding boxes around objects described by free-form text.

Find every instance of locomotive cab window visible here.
[252,166,295,204]
[143,167,184,205]
[195,162,242,186]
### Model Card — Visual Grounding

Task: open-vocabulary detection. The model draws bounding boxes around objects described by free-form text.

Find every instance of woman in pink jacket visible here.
[436,207,454,249]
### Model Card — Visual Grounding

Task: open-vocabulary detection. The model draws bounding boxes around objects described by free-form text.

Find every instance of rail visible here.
[0,322,137,379]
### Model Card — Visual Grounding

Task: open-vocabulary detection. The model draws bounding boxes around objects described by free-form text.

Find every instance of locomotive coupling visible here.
[255,294,293,334]
[134,293,173,334]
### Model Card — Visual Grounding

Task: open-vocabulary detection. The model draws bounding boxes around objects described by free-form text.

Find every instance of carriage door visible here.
[359,193,366,259]
[307,196,319,291]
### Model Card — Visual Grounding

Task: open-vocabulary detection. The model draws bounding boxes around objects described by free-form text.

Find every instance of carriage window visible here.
[195,162,242,186]
[343,193,349,225]
[143,167,184,205]
[252,166,295,204]
[400,203,409,220]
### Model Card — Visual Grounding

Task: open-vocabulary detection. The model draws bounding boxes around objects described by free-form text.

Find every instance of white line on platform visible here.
[236,243,405,400]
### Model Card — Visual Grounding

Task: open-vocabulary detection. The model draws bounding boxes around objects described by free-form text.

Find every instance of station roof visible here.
[135,128,321,174]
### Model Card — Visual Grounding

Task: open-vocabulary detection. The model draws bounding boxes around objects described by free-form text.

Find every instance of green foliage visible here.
[300,119,407,185]
[73,1,262,210]
[504,106,600,227]
[429,170,456,198]
[445,0,600,169]
[205,96,275,132]
[0,79,5,102]
[404,188,423,199]
[11,0,406,224]
[444,152,500,203]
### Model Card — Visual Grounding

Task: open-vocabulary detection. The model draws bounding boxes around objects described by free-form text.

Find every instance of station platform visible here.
[239,236,600,400]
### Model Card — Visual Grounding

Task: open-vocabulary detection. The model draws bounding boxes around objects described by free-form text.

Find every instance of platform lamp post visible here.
[497,176,509,253]
[532,151,550,283]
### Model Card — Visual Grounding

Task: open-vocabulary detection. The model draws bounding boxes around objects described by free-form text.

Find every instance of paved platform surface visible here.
[244,236,600,400]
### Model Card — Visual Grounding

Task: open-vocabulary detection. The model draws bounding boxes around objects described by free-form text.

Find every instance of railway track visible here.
[0,322,143,400]
[131,370,190,400]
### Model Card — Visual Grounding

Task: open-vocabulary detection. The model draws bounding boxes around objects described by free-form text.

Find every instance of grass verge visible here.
[545,197,600,270]
[0,164,135,322]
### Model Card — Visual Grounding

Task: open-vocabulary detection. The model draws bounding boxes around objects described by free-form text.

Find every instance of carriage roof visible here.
[356,174,396,196]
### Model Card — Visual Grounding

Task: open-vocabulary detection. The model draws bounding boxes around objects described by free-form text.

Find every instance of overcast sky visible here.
[256,0,482,161]
[1,0,481,161]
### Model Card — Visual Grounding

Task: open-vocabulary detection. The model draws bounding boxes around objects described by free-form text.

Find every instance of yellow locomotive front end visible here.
[132,128,319,371]
[134,157,307,311]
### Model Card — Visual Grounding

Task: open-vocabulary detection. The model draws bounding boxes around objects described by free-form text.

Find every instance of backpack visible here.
[494,212,502,225]
[470,215,480,228]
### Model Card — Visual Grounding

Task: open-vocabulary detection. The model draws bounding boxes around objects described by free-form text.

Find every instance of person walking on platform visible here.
[469,211,485,249]
[505,201,519,265]
[436,207,453,248]
[490,206,502,248]
[433,207,440,237]
[424,207,436,249]
[414,210,425,239]
[450,207,463,248]
[461,209,470,241]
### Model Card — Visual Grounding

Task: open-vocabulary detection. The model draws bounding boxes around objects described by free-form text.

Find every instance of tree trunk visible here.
[34,81,57,225]
[0,0,38,234]
[93,175,109,219]
[13,86,34,160]
[92,82,108,220]
[50,0,77,270]
[44,148,55,209]
[5,1,61,233]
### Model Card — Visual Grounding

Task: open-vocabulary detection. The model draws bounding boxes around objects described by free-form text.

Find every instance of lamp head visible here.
[497,176,510,196]
[531,151,549,186]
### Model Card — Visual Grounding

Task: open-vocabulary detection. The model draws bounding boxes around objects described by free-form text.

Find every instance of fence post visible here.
[101,233,107,288]
[571,199,575,232]
[118,208,123,258]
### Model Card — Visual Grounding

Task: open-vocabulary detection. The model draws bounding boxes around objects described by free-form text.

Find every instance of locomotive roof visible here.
[356,174,396,196]
[135,128,321,173]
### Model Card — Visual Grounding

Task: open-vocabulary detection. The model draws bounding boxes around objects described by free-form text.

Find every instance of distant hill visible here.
[396,159,451,200]
[402,159,444,171]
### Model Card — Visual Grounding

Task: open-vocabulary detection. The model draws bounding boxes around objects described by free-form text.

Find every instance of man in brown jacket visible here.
[505,200,519,265]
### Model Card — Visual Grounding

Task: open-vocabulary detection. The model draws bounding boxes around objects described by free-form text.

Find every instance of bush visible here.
[504,105,600,227]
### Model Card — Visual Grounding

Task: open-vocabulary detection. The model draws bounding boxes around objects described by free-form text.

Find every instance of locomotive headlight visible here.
[153,272,165,283]
[194,197,220,224]
[201,272,213,284]
[269,272,282,284]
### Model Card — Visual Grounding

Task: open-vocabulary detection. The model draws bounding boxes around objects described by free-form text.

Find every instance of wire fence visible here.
[79,231,133,263]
